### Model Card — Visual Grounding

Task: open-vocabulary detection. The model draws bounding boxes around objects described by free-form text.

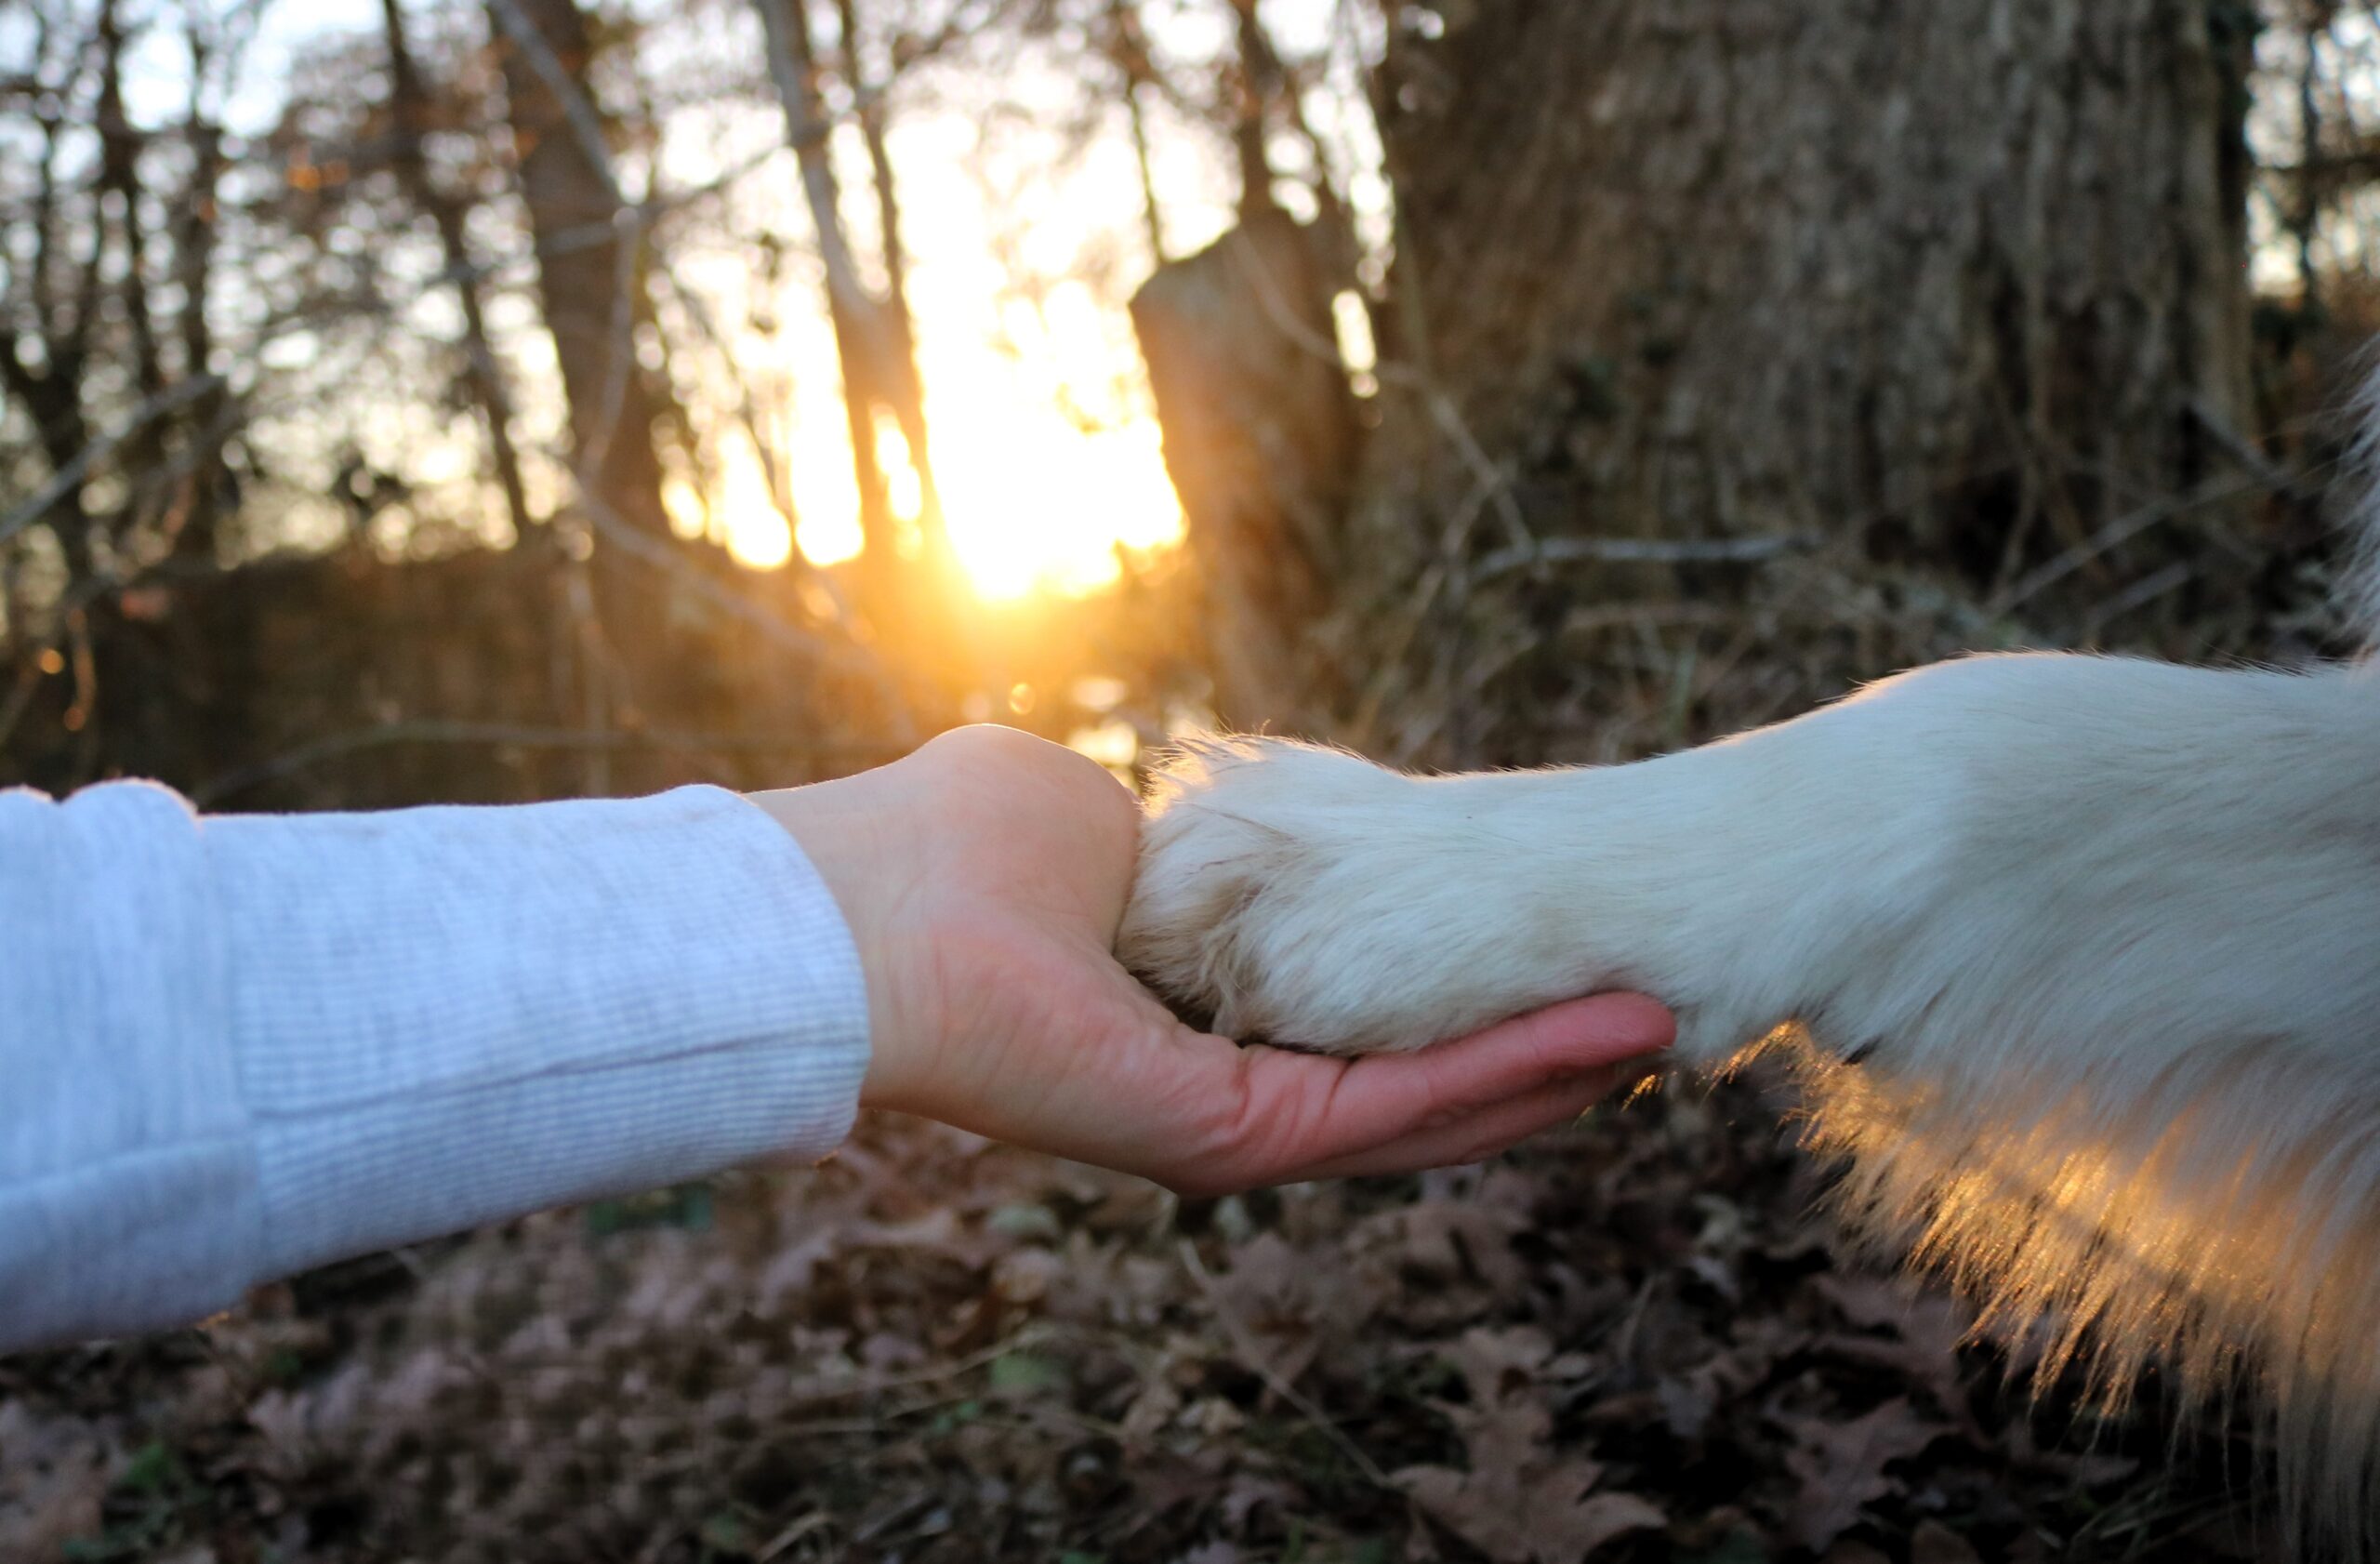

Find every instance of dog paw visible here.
[1119,734,1601,1053]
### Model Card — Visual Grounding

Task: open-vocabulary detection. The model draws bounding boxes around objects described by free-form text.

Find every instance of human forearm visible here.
[0,783,868,1351]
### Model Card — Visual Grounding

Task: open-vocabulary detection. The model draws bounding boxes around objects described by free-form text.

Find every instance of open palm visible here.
[758,726,1673,1196]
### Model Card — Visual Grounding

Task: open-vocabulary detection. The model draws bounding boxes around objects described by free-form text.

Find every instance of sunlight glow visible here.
[876,416,926,528]
[1066,718,1141,775]
[668,425,806,571]
[662,473,709,542]
[656,80,1201,601]
[1333,289,1381,398]
[938,415,1184,600]
[717,434,794,570]
[792,506,864,570]
[783,347,1187,600]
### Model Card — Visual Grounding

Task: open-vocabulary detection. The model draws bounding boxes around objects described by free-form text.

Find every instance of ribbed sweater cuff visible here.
[203,786,870,1280]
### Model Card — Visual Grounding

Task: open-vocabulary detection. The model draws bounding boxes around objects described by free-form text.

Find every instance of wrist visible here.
[746,771,932,1116]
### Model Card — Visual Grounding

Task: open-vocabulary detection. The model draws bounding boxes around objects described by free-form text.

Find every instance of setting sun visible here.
[721,328,1188,600]
[935,415,1184,600]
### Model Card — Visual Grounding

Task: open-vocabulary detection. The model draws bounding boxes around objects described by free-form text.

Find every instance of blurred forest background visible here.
[7,0,2380,1560]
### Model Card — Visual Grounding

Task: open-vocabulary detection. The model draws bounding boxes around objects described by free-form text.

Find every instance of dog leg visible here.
[1125,654,2380,1068]
[1122,651,2380,1554]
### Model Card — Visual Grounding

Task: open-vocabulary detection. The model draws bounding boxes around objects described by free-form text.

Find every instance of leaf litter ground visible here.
[1,1073,2279,1563]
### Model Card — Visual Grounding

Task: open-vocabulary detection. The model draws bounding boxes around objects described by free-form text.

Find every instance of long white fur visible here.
[1121,484,2380,1551]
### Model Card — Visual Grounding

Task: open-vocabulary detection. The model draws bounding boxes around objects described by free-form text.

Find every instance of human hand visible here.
[748,726,1674,1197]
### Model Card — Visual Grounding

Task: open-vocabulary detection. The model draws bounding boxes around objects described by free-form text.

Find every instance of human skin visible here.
[749,725,1675,1197]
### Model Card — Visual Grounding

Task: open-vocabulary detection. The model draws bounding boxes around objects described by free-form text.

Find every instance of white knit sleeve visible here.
[0,782,870,1351]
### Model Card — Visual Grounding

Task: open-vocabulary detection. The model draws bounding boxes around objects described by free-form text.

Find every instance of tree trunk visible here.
[383,0,536,547]
[1227,0,1281,219]
[1243,0,2257,763]
[165,20,234,563]
[492,0,674,547]
[492,0,699,751]
[837,0,946,546]
[754,0,894,583]
[757,0,969,697]
[3,15,89,578]
[1132,209,1358,726]
[1104,0,1168,264]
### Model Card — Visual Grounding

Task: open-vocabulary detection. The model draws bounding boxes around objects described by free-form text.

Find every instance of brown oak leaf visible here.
[1779,1397,1950,1550]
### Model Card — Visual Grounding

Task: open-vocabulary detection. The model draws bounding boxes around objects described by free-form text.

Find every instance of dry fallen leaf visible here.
[1394,1326,1664,1561]
[1910,1519,1986,1564]
[1398,1464,1664,1564]
[1780,1396,1950,1551]
[1818,1543,1893,1564]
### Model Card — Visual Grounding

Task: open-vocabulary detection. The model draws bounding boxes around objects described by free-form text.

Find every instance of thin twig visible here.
[1177,1239,1392,1489]
[1472,530,1825,581]
[0,375,223,548]
[569,486,915,738]
[753,0,885,325]
[646,269,872,641]
[1987,473,2268,618]
[484,0,648,556]
[484,0,626,207]
[1219,230,1532,556]
[2079,560,2196,643]
[2188,394,2323,506]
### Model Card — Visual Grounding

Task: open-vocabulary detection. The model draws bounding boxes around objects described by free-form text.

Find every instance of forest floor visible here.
[0,1072,2278,1564]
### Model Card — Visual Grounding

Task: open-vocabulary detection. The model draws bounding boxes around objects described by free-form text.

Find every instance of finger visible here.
[1363,992,1675,1117]
[1173,992,1674,1193]
[1290,1058,1657,1183]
